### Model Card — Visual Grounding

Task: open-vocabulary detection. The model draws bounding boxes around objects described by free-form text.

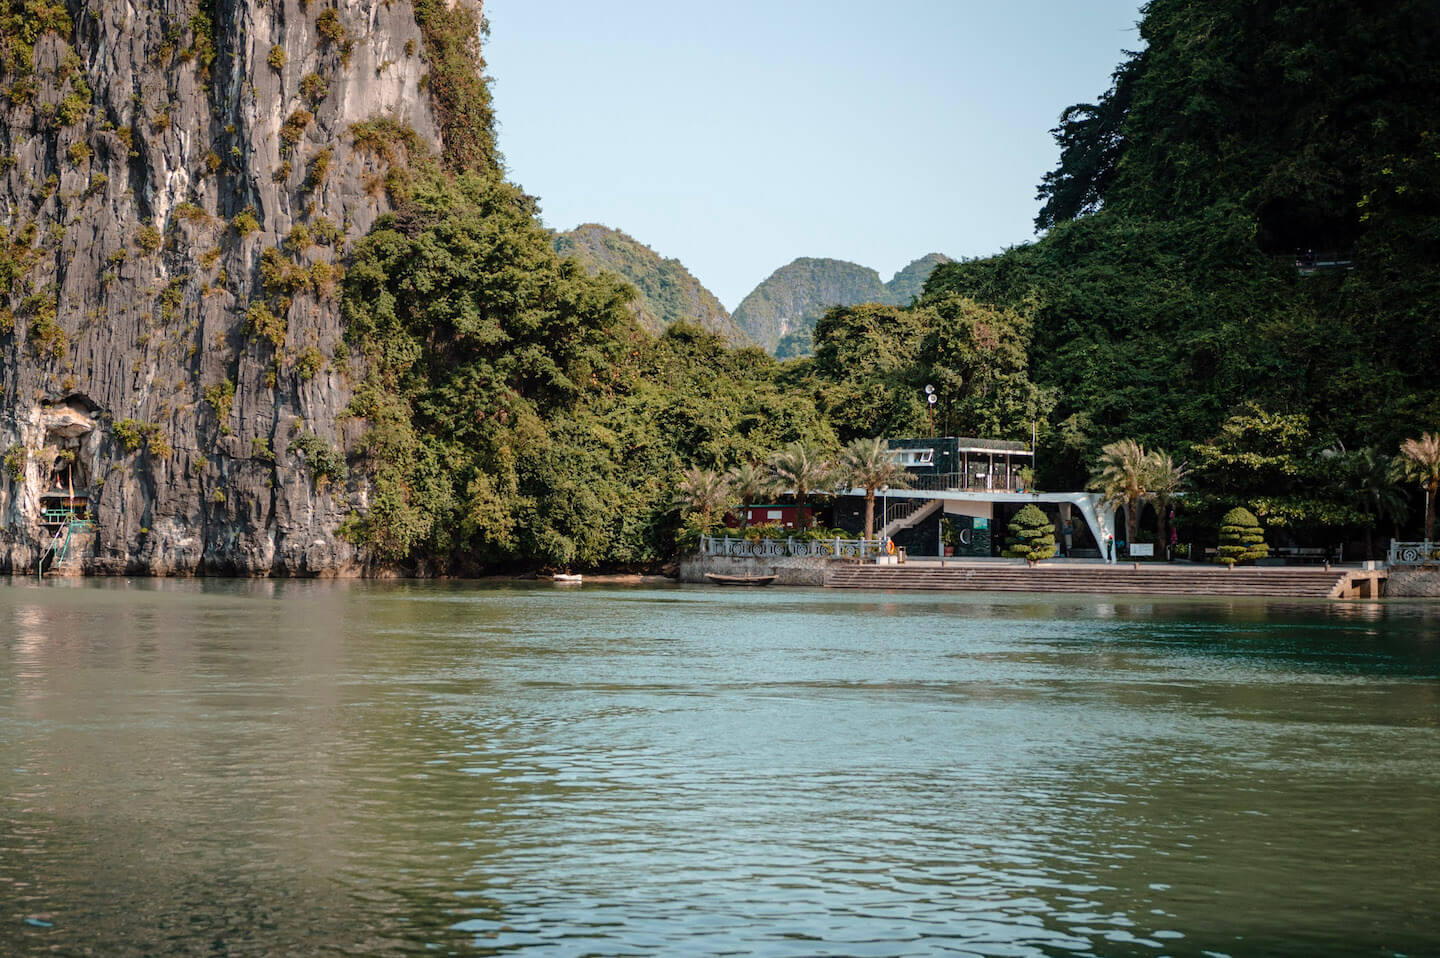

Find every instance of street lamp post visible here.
[879,485,888,553]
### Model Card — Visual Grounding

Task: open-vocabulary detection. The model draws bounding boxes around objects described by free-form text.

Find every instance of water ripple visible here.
[0,581,1436,955]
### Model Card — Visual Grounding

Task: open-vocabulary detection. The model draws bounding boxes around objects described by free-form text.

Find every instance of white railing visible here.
[880,498,942,539]
[699,534,884,559]
[881,498,928,524]
[1388,539,1439,566]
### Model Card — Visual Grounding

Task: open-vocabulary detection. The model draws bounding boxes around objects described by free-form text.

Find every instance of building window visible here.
[891,448,934,467]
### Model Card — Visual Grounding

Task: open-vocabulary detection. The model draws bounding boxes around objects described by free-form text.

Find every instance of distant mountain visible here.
[885,252,953,304]
[553,224,750,346]
[734,254,952,355]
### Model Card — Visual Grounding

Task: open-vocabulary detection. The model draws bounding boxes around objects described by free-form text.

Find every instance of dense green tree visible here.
[1189,405,1362,533]
[1034,54,1141,230]
[807,303,930,442]
[340,170,838,570]
[933,0,1440,515]
[341,169,636,564]
[332,0,1440,570]
[1348,447,1407,558]
[920,295,1054,441]
[805,297,1050,446]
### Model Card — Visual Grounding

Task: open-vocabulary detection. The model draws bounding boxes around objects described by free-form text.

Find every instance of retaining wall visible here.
[679,554,834,587]
[1385,566,1440,597]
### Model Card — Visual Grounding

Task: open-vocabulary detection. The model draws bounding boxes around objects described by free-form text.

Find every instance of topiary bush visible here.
[1216,506,1268,566]
[1002,503,1056,565]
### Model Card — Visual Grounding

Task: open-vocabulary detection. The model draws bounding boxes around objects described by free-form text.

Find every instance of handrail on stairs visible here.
[879,497,943,539]
[36,518,84,578]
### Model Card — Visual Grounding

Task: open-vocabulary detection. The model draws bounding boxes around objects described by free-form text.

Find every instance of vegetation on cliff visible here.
[922,0,1440,540]
[340,170,832,569]
[332,0,1440,568]
[4,0,1433,572]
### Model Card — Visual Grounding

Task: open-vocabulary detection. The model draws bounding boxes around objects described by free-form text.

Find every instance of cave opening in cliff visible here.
[37,402,98,528]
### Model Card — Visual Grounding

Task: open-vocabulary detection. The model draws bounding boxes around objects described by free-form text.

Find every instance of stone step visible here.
[825,564,1348,597]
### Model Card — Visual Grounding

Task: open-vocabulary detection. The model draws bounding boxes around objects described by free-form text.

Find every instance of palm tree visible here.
[1143,449,1189,556]
[1395,433,1440,540]
[767,441,832,530]
[1090,438,1148,549]
[837,437,911,541]
[1352,447,1406,559]
[726,461,773,527]
[673,467,732,533]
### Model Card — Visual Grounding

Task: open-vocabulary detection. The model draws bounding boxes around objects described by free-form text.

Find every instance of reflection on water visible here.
[0,579,1437,956]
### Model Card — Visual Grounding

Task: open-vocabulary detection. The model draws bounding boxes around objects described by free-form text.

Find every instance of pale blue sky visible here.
[485,1,1143,310]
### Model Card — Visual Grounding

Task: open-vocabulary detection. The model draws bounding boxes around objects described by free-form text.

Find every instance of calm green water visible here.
[0,580,1437,957]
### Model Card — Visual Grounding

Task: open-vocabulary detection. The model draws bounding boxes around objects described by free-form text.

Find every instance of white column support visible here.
[1066,494,1115,564]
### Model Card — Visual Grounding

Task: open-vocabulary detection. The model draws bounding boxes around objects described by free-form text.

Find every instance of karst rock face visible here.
[0,0,479,575]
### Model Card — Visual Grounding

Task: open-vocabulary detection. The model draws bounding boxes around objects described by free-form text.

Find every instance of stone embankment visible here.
[824,562,1379,598]
[679,554,832,587]
[1385,566,1440,597]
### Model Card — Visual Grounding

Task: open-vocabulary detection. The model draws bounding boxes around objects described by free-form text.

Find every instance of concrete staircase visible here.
[878,498,943,541]
[825,562,1358,598]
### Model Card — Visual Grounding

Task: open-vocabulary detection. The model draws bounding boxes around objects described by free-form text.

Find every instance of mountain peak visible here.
[732,253,953,354]
[553,225,749,346]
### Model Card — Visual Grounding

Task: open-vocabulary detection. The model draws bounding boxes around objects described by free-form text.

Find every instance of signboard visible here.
[1129,543,1154,557]
[945,516,990,557]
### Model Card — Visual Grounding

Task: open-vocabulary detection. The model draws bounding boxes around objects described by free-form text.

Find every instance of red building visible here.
[727,504,813,530]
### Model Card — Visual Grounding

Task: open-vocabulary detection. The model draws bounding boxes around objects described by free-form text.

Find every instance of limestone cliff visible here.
[0,0,481,575]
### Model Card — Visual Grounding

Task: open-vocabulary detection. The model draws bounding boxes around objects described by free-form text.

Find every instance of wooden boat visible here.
[704,572,777,587]
[551,573,583,584]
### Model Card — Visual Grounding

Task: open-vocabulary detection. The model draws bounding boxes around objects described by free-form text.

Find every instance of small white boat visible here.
[551,573,583,584]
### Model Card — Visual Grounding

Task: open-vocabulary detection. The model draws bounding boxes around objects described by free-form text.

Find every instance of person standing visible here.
[1105,534,1114,562]
[1062,519,1074,557]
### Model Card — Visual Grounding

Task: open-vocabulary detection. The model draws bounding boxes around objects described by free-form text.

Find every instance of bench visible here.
[1208,546,1331,566]
[1271,547,1331,564]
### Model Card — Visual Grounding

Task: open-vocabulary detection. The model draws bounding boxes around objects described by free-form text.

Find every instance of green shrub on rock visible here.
[1216,506,1268,566]
[1002,503,1056,564]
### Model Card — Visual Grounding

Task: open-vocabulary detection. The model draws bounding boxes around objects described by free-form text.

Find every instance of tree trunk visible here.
[863,490,875,541]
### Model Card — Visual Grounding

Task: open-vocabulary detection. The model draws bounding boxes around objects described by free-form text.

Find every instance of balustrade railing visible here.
[699,535,884,560]
[903,472,1027,493]
[1388,540,1439,566]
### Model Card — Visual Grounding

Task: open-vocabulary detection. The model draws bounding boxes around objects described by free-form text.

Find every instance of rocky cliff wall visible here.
[0,0,479,574]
